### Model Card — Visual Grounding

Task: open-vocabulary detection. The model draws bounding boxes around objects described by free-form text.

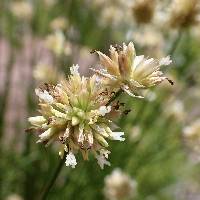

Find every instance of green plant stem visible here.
[168,29,183,56]
[40,152,67,200]
[23,36,39,200]
[39,89,123,200]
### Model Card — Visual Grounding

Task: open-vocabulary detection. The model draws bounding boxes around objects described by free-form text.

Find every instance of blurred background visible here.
[0,0,200,199]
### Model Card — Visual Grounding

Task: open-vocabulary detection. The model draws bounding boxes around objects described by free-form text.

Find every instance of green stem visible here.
[168,30,183,56]
[23,37,39,200]
[40,152,67,200]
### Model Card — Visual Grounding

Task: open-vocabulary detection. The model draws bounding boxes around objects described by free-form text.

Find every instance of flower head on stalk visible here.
[132,0,156,24]
[168,0,200,28]
[91,42,173,98]
[28,65,125,169]
[104,168,137,200]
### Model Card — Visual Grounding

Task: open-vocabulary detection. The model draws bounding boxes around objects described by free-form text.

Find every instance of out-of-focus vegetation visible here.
[0,0,200,200]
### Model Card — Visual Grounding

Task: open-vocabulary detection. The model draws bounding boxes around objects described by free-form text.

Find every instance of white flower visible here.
[70,64,79,76]
[183,119,200,138]
[95,149,111,169]
[104,168,137,200]
[65,152,77,168]
[99,106,112,116]
[29,64,125,168]
[45,30,65,56]
[164,99,185,122]
[110,132,125,141]
[93,42,172,98]
[100,149,110,158]
[35,89,54,104]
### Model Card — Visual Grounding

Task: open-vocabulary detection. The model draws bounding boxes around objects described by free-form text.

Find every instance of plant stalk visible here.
[40,152,67,200]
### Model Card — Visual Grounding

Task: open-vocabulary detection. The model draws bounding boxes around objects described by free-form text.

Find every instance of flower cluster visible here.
[45,30,71,56]
[104,168,137,200]
[28,42,172,168]
[92,42,172,98]
[132,0,156,24]
[168,0,200,28]
[29,65,125,169]
[183,119,200,155]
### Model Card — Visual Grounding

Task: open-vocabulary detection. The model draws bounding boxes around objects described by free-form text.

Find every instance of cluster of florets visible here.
[28,42,172,169]
[132,0,156,24]
[168,0,200,28]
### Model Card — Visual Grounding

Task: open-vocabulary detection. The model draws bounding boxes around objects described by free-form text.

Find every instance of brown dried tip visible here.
[167,78,174,85]
[39,83,54,92]
[113,101,125,111]
[47,117,53,125]
[90,49,96,54]
[123,109,131,115]
[113,101,120,110]
[59,136,66,144]
[113,44,123,52]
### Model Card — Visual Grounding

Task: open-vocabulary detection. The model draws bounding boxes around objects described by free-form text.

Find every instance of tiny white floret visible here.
[35,89,54,104]
[96,154,111,169]
[99,106,111,116]
[159,56,172,66]
[65,152,77,168]
[70,64,79,76]
[110,132,125,141]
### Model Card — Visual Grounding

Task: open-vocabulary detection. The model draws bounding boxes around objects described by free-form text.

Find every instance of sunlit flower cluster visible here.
[29,65,125,169]
[28,42,171,168]
[92,42,172,98]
